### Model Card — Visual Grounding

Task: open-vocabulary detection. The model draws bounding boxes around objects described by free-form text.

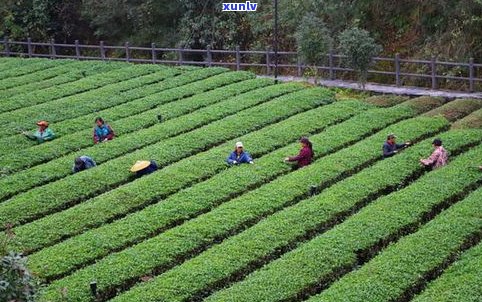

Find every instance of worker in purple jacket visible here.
[227,141,254,165]
[285,137,314,169]
[382,133,410,158]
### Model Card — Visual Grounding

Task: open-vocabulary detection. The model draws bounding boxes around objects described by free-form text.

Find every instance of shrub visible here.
[424,98,482,122]
[295,13,333,83]
[363,95,409,107]
[451,107,482,129]
[338,27,382,89]
[0,226,37,302]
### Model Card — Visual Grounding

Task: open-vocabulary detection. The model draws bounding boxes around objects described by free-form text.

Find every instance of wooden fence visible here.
[1,38,481,92]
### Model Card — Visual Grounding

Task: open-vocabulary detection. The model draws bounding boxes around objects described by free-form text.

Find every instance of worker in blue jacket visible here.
[382,133,410,158]
[226,141,254,165]
[72,156,96,173]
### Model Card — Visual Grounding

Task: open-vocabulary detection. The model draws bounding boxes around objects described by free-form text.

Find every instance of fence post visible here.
[125,42,130,63]
[151,43,157,64]
[431,56,437,89]
[75,40,80,59]
[99,41,106,61]
[27,37,33,58]
[329,49,334,80]
[469,58,474,93]
[235,46,241,71]
[50,39,56,59]
[395,53,401,87]
[266,48,271,74]
[206,45,212,67]
[297,54,302,77]
[178,48,183,65]
[3,36,10,57]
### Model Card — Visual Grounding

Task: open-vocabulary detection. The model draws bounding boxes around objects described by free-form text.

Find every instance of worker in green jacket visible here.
[23,120,55,143]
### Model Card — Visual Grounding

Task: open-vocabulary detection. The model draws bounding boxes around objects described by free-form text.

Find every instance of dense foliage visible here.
[0,1,481,60]
[295,13,332,82]
[0,227,37,302]
[338,27,382,88]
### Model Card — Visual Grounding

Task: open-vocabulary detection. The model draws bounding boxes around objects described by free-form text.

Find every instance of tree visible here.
[338,27,382,89]
[81,0,182,46]
[295,13,332,83]
[0,0,94,43]
[177,0,251,51]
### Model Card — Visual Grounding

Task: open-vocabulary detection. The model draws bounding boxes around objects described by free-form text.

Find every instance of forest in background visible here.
[0,0,481,62]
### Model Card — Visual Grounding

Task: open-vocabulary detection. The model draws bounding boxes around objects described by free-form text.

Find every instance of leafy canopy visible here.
[295,12,332,66]
[338,27,382,88]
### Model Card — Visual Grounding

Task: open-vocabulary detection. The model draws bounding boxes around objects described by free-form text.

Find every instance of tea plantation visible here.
[0,58,480,302]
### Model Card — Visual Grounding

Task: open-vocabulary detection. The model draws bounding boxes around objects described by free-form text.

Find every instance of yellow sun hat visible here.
[130,160,151,172]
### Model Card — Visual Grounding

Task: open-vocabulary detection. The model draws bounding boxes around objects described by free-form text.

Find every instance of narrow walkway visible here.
[259,75,482,99]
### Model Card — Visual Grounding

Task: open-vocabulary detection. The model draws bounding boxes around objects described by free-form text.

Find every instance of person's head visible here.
[432,138,442,148]
[74,157,86,171]
[387,133,397,143]
[235,141,244,153]
[36,120,49,131]
[300,137,312,149]
[95,117,105,127]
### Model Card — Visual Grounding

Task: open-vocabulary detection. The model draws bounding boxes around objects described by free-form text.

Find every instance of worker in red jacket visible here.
[284,137,314,169]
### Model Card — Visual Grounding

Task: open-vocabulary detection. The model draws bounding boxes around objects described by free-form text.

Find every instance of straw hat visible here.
[235,141,244,148]
[36,120,49,127]
[130,160,151,172]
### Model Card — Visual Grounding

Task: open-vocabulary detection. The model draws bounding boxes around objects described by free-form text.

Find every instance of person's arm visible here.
[93,128,100,144]
[42,128,55,141]
[383,144,396,157]
[247,152,254,164]
[105,125,115,140]
[421,150,439,166]
[226,152,237,164]
[241,152,253,164]
[289,148,309,162]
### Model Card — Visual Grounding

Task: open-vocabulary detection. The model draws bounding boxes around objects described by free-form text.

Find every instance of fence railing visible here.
[1,38,481,92]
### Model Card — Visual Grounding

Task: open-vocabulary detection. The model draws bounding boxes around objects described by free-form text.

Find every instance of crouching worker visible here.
[284,137,314,170]
[23,120,55,143]
[93,117,115,144]
[382,133,410,158]
[73,156,96,173]
[130,160,158,177]
[420,138,448,170]
[226,142,254,165]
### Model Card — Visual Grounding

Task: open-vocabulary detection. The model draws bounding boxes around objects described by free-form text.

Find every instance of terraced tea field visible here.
[0,58,481,302]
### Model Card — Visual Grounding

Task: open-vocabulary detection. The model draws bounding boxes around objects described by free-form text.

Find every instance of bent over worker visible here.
[130,160,158,178]
[72,156,96,173]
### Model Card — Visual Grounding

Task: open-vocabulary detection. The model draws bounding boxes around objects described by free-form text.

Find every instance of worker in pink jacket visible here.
[420,138,448,170]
